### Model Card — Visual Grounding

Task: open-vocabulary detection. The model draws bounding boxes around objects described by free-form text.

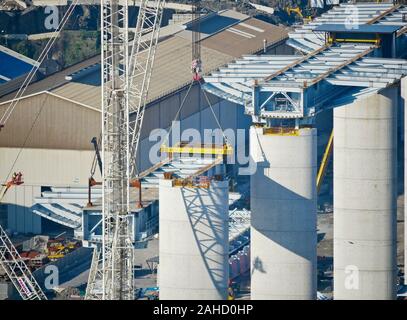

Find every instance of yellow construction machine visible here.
[286,6,313,23]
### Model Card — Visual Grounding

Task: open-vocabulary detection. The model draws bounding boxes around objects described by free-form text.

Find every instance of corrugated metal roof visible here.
[0,14,288,110]
[49,18,287,109]
[145,35,233,103]
[0,91,100,149]
[0,55,101,103]
[50,36,233,108]
[313,24,401,34]
[52,76,101,108]
[201,18,288,57]
[186,12,242,36]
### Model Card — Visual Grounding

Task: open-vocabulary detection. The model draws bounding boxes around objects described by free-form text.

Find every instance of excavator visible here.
[286,6,313,23]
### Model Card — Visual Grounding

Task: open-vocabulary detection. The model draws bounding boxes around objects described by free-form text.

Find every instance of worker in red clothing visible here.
[8,172,23,186]
[6,172,23,187]
[192,59,202,81]
[1,172,24,202]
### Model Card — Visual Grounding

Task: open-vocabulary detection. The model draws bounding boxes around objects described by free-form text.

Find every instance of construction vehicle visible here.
[47,239,79,261]
[286,6,313,23]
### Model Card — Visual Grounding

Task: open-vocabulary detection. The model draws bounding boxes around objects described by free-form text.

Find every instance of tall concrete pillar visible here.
[250,127,317,300]
[159,178,229,300]
[334,87,398,300]
[402,76,407,285]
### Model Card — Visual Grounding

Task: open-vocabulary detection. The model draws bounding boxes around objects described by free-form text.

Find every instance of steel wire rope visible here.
[161,81,195,148]
[198,81,229,144]
[0,0,80,125]
[1,94,49,201]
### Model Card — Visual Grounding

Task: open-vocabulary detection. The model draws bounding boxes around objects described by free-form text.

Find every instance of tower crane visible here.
[86,0,165,300]
[0,0,164,300]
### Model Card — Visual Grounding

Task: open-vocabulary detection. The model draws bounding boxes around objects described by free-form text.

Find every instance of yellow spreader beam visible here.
[160,143,233,156]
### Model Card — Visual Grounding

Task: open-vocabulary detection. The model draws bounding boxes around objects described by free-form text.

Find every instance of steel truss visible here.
[101,0,133,300]
[0,225,47,300]
[87,0,165,300]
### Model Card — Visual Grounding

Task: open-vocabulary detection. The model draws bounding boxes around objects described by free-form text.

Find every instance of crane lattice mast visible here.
[101,0,133,300]
[128,1,165,178]
[87,0,165,300]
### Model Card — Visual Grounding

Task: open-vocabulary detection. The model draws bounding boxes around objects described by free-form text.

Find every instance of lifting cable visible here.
[161,81,195,147]
[134,81,195,176]
[0,0,79,126]
[199,81,229,145]
[161,80,229,149]
[253,126,267,162]
[0,1,79,202]
[1,95,49,202]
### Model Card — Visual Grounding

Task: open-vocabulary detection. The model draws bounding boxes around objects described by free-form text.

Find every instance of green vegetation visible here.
[59,30,100,67]
[3,30,100,71]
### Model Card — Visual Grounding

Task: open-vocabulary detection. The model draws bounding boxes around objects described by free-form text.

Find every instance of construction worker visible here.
[16,172,22,184]
[1,172,23,202]
[227,280,235,300]
[192,59,202,81]
[227,286,235,300]
[4,172,23,189]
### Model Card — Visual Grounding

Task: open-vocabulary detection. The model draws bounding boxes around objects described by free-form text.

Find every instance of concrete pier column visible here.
[158,179,229,300]
[334,87,398,300]
[250,127,317,300]
[402,77,407,285]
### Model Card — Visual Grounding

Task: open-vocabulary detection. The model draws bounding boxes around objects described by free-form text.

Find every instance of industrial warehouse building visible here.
[0,10,291,234]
